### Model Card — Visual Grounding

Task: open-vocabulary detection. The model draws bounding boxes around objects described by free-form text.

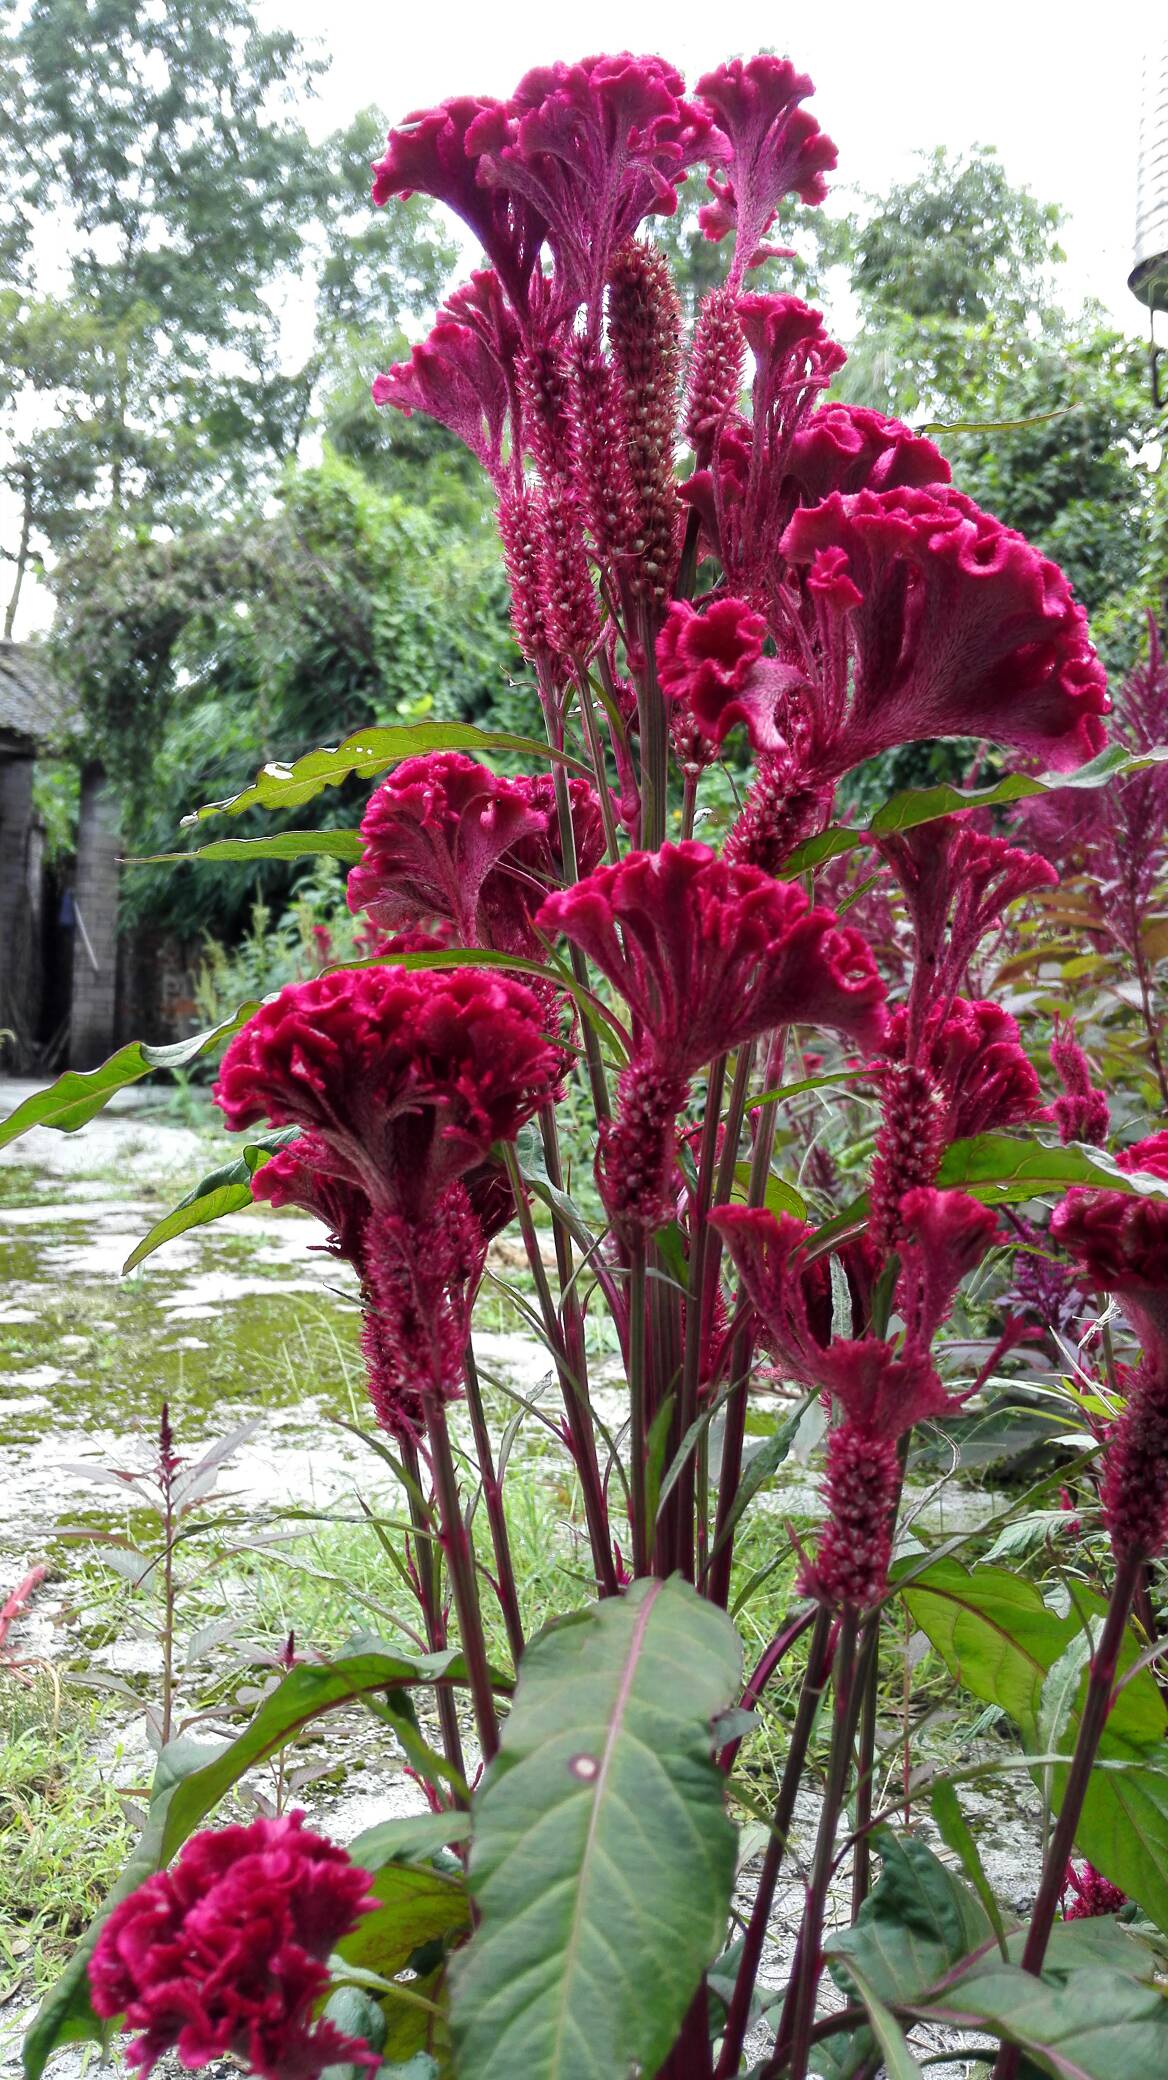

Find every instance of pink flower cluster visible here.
[215,966,561,1437]
[89,1814,376,2080]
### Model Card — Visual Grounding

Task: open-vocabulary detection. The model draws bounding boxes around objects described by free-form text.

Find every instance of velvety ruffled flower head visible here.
[1063,1863,1127,1920]
[214,967,562,1221]
[538,841,886,1070]
[373,317,510,476]
[877,816,1059,1021]
[252,1134,370,1263]
[787,403,950,506]
[347,753,606,958]
[884,998,1045,1143]
[539,843,885,1230]
[695,57,837,287]
[467,55,709,328]
[1051,1137,1168,1369]
[372,96,547,320]
[896,1187,999,1350]
[89,1812,376,2080]
[656,596,783,749]
[782,485,1110,779]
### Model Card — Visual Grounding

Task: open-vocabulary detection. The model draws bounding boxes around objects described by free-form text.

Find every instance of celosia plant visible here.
[14,40,1168,2080]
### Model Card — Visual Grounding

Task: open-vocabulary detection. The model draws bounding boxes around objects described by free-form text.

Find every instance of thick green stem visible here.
[424,1404,499,1765]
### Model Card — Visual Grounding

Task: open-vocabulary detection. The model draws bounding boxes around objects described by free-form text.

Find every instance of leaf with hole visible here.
[451,1576,741,2080]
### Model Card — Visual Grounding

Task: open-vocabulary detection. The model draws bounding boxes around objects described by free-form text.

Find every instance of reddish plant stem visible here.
[849,1625,882,1919]
[424,1403,499,1765]
[707,1060,779,1611]
[634,599,669,851]
[538,1105,617,1596]
[673,1054,729,1581]
[992,1546,1143,2080]
[784,1609,864,2080]
[0,1565,46,1658]
[719,1606,819,1776]
[571,658,622,862]
[462,1343,525,1671]
[628,1242,650,1577]
[660,1979,713,2080]
[715,1607,834,2080]
[501,1140,616,1596]
[550,760,611,1125]
[401,1436,467,1792]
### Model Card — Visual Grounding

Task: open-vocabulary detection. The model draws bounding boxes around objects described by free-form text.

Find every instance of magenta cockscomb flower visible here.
[885,998,1045,1142]
[373,317,511,476]
[1053,1138,1168,1559]
[348,753,606,957]
[1063,1862,1127,1920]
[372,96,547,321]
[694,57,837,287]
[787,402,950,506]
[714,1190,994,1602]
[656,596,777,746]
[877,817,1059,1019]
[466,55,709,330]
[782,485,1109,778]
[214,967,562,1219]
[1049,1017,1110,1146]
[539,844,885,1228]
[89,1813,376,2080]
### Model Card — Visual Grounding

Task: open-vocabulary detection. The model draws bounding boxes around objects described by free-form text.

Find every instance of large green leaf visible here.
[160,1648,463,1860]
[937,1134,1168,1205]
[22,1736,221,2080]
[915,1962,1168,2079]
[895,1560,1080,1736]
[338,1861,469,1979]
[451,1577,741,2080]
[129,828,365,866]
[780,746,1168,876]
[0,1004,260,1147]
[122,1129,298,1272]
[827,1832,993,2009]
[182,722,587,825]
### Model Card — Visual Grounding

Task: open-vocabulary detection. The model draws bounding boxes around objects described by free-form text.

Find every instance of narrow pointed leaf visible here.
[451,1576,741,2080]
[182,722,588,825]
[0,1003,261,1146]
[123,1131,298,1272]
[127,829,365,866]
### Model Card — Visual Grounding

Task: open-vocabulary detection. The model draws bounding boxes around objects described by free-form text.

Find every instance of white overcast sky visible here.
[9,1,1160,638]
[267,0,1157,333]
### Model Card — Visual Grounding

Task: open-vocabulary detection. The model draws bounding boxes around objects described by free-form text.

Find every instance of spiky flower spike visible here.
[607,239,684,613]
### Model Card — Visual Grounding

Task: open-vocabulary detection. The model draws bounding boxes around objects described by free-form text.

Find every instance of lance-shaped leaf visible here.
[0,1004,261,1147]
[914,1961,1168,2079]
[451,1576,741,2080]
[780,745,1168,877]
[128,829,365,866]
[182,721,589,825]
[123,1129,298,1273]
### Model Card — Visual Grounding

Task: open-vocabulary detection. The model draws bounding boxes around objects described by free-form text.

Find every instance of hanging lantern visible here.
[1129,37,1168,404]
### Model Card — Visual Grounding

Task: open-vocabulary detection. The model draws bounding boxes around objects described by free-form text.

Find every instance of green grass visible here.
[0,1680,135,1989]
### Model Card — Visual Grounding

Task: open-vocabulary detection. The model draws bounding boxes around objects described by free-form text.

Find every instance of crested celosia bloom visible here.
[1053,1137,1168,1559]
[781,485,1110,779]
[373,316,511,476]
[372,96,547,322]
[694,56,836,285]
[713,1189,995,1602]
[1063,1863,1127,1920]
[539,843,885,1229]
[465,56,710,331]
[214,967,562,1219]
[347,752,606,957]
[89,1813,376,2080]
[877,817,1059,1023]
[787,402,950,506]
[1048,1017,1110,1146]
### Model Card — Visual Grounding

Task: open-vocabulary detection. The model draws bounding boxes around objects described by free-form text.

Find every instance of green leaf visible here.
[451,1577,741,2080]
[0,1004,261,1147]
[731,1159,809,1220]
[122,1129,298,1272]
[827,1831,992,2009]
[929,1783,1007,1952]
[22,1736,222,2080]
[779,747,1168,878]
[338,1862,469,1980]
[127,829,366,866]
[843,1965,925,2078]
[895,1558,1079,1738]
[160,1649,462,1861]
[181,722,587,825]
[916,1961,1168,2079]
[704,1395,813,1572]
[936,1134,1168,1206]
[348,1812,473,1871]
